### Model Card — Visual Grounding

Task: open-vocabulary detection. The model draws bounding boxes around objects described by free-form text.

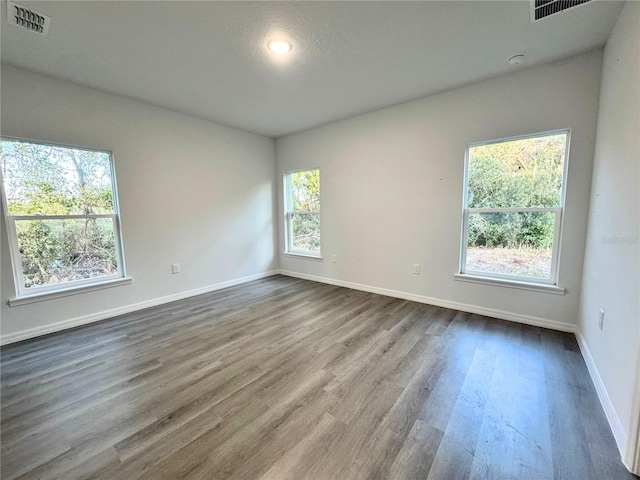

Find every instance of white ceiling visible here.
[0,1,624,138]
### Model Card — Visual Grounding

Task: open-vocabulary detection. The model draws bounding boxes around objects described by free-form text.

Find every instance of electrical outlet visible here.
[332,254,338,263]
[413,264,421,275]
[598,309,605,330]
[172,263,181,274]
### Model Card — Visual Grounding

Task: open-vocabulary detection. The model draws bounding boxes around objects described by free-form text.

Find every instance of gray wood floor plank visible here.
[389,419,443,480]
[1,275,635,480]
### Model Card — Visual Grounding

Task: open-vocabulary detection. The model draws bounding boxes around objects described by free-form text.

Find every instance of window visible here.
[1,138,126,298]
[460,130,569,285]
[284,169,320,257]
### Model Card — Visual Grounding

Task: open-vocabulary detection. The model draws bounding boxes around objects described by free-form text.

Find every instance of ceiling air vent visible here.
[6,0,50,36]
[532,0,594,21]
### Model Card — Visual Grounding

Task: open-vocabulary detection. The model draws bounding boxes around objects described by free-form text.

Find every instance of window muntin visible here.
[1,138,126,297]
[284,169,320,256]
[460,130,569,284]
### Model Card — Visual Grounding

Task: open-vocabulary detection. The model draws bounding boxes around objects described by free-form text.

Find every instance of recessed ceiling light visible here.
[268,38,293,55]
[508,53,525,65]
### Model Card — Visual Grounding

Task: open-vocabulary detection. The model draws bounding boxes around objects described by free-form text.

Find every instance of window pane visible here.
[1,140,114,215]
[467,133,566,209]
[15,218,118,289]
[466,211,556,279]
[290,169,320,212]
[291,212,320,253]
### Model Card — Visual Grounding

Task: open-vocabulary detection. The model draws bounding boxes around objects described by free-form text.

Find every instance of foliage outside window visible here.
[461,130,569,284]
[284,169,320,256]
[0,138,126,297]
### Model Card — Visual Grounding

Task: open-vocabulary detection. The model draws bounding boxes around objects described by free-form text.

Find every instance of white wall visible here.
[277,50,603,331]
[577,1,640,461]
[0,65,277,342]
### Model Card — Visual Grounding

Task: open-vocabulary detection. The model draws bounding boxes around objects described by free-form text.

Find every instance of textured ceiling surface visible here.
[0,1,624,137]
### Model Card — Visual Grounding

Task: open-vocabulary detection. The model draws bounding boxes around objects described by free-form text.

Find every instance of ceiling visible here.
[0,1,624,138]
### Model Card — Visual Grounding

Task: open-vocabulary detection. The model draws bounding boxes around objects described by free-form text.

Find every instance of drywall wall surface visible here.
[578,1,640,454]
[0,65,277,340]
[277,50,603,329]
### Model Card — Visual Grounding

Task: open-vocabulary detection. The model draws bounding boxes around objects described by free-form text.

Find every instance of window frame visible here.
[0,137,128,299]
[283,168,321,259]
[458,129,571,287]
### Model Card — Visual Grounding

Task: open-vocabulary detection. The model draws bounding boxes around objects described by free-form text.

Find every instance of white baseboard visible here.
[278,270,576,333]
[0,270,279,345]
[623,350,640,474]
[575,332,628,457]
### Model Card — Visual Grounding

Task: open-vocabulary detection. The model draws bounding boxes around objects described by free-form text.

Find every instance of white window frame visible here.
[458,129,570,287]
[0,137,128,300]
[283,168,321,258]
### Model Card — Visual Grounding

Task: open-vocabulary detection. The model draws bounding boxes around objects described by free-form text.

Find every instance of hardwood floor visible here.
[1,275,635,479]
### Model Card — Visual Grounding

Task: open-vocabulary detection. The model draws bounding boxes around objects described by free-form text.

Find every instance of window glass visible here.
[285,169,320,256]
[461,131,568,284]
[467,133,566,209]
[1,139,125,295]
[2,141,114,215]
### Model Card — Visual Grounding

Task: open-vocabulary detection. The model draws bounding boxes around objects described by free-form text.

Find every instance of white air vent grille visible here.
[7,0,50,36]
[532,0,594,21]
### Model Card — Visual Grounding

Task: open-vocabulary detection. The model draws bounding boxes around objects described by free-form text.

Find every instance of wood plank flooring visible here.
[1,275,635,479]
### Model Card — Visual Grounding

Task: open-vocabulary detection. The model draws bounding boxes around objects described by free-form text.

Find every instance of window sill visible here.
[282,252,323,261]
[453,273,565,295]
[8,277,133,307]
